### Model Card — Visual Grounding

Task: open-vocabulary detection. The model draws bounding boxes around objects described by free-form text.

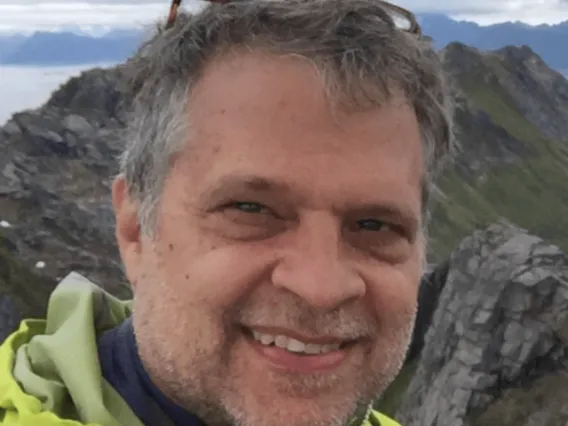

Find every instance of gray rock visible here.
[62,114,93,135]
[0,65,131,298]
[397,223,568,426]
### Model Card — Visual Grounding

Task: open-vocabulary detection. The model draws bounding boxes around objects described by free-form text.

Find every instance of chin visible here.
[222,394,359,426]
[220,351,366,426]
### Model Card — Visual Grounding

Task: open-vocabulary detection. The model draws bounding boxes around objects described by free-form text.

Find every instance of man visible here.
[0,0,453,424]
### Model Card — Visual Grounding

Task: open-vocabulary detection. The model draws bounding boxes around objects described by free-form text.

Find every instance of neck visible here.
[97,317,205,426]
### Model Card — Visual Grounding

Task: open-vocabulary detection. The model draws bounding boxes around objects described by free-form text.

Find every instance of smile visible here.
[242,327,359,373]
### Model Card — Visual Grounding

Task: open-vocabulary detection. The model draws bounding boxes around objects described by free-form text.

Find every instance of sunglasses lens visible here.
[383,7,414,31]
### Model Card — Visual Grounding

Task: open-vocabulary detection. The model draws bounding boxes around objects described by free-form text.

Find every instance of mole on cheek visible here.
[169,243,174,251]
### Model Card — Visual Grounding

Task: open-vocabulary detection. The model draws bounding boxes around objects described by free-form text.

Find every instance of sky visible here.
[0,0,567,34]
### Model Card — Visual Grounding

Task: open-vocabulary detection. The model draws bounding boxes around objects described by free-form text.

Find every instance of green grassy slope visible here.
[427,48,568,261]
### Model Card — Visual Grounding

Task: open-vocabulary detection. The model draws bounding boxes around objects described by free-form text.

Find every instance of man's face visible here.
[114,52,424,426]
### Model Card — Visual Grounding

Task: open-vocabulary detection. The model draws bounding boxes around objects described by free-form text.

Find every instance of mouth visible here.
[241,326,359,373]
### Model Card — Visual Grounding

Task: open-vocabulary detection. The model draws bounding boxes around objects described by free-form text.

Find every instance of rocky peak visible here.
[443,42,568,142]
[426,42,568,260]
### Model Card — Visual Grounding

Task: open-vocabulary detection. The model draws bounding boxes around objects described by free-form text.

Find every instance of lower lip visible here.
[245,335,352,374]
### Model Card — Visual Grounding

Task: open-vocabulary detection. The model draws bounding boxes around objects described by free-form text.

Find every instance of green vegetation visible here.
[470,371,568,426]
[0,232,57,319]
[428,66,568,262]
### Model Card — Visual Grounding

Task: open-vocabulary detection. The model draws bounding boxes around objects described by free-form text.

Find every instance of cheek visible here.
[157,239,274,310]
[365,264,420,330]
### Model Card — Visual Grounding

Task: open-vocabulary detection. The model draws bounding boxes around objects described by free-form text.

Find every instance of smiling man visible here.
[0,0,453,425]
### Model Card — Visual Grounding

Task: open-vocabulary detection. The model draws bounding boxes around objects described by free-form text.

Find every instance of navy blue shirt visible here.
[97,317,206,426]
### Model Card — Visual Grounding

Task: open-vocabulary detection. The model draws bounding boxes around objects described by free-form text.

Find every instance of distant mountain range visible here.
[0,15,567,71]
[0,29,145,66]
[419,14,568,72]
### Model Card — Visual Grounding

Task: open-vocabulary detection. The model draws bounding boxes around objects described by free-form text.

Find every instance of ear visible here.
[112,175,143,289]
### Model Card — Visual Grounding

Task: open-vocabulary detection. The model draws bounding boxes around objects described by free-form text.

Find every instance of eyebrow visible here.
[203,174,295,201]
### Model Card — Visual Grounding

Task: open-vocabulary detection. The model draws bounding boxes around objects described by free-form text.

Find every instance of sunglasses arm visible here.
[166,0,182,29]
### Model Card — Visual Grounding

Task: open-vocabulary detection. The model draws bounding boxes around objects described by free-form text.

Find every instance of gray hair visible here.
[120,0,454,233]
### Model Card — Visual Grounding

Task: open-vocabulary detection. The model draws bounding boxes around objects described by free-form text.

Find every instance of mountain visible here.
[426,42,568,262]
[1,42,568,424]
[0,30,144,65]
[418,14,568,72]
[0,33,27,61]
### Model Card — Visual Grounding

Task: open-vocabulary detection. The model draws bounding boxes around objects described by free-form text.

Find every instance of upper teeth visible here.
[251,330,342,354]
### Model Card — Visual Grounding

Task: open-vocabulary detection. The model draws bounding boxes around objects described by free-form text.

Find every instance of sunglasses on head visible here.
[165,0,421,35]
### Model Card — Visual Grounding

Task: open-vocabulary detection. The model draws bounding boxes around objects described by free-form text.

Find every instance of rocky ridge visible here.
[0,65,131,298]
[428,42,568,260]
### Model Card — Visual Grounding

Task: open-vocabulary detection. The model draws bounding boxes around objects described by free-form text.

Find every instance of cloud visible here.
[0,1,206,33]
[0,0,567,33]
[0,0,161,3]
[0,2,161,32]
[398,0,568,23]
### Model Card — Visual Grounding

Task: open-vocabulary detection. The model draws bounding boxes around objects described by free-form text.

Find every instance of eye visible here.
[230,201,268,214]
[217,200,284,240]
[356,218,390,232]
[350,218,410,260]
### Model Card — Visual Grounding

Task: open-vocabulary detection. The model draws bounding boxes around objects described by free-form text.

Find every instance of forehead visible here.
[177,52,423,212]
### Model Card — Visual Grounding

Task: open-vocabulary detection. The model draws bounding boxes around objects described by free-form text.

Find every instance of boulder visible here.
[397,223,568,426]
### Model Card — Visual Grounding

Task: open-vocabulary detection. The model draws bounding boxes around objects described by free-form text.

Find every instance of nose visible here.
[270,214,366,310]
